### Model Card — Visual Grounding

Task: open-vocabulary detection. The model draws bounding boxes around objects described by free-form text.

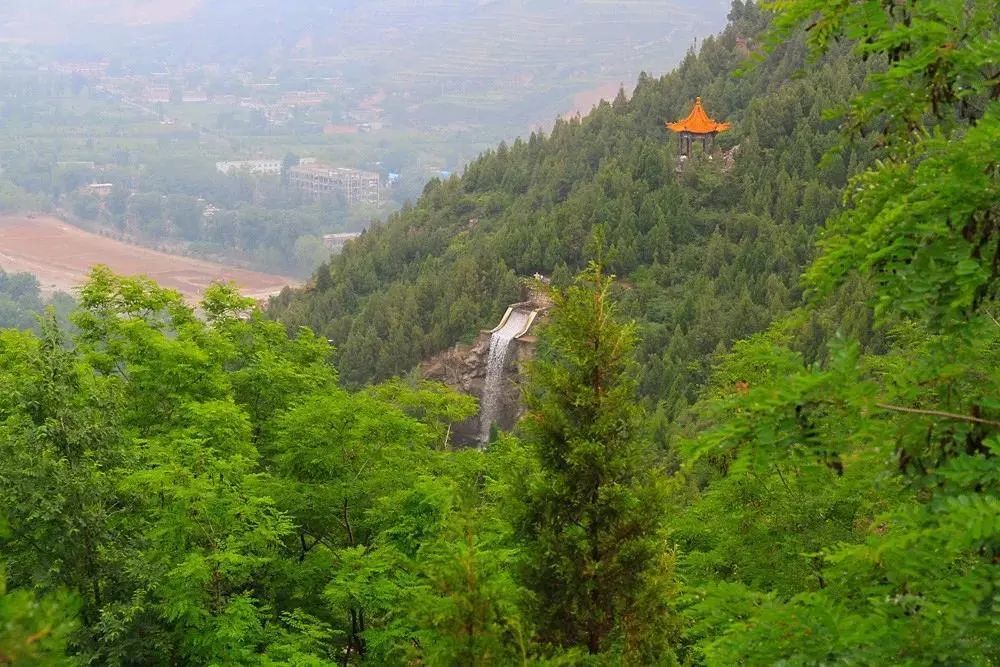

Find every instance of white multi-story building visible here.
[287,163,381,205]
[322,232,362,251]
[215,159,284,176]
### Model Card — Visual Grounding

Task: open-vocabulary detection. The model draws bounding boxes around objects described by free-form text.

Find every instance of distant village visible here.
[34,57,391,230]
[45,59,386,136]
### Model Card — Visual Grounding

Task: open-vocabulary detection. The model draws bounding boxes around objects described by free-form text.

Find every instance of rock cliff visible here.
[421,290,552,445]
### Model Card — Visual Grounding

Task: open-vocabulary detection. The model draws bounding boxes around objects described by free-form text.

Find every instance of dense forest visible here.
[2,0,998,664]
[271,1,877,416]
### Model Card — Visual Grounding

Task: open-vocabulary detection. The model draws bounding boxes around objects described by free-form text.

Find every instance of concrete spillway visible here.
[479,307,537,444]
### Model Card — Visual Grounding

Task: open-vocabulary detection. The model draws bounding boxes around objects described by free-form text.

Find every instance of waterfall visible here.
[479,309,531,444]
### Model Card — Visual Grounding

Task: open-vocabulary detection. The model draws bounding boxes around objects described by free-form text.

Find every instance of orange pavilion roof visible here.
[666,97,731,134]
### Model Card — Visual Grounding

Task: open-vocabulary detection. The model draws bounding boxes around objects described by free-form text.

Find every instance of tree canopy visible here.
[1,0,997,664]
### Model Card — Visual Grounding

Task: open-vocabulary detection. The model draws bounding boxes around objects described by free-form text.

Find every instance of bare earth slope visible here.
[0,215,294,301]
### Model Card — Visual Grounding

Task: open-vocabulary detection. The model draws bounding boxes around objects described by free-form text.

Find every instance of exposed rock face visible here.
[421,291,552,445]
[721,143,740,172]
[421,334,492,401]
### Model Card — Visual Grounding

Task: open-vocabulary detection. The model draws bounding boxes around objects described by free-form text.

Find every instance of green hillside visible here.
[2,0,996,664]
[272,3,877,417]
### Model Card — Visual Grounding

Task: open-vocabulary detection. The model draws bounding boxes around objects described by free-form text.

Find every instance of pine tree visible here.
[517,263,677,662]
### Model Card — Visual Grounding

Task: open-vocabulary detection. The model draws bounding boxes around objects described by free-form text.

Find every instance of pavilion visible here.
[666,97,731,156]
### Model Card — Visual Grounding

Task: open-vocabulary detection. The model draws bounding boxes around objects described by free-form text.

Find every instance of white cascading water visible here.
[479,309,531,444]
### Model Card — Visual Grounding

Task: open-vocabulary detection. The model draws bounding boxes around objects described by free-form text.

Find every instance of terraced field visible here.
[2,0,728,128]
[331,0,727,122]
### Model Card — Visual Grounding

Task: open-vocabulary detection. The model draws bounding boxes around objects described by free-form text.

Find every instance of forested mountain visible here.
[272,2,877,418]
[2,0,997,664]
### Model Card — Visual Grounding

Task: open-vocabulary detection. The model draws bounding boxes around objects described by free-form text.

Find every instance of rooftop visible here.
[666,97,731,135]
[289,163,379,179]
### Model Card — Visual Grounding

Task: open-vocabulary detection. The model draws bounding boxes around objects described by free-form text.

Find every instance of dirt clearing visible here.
[0,215,297,301]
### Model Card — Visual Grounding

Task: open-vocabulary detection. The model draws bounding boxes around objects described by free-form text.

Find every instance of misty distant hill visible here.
[1,1,728,84]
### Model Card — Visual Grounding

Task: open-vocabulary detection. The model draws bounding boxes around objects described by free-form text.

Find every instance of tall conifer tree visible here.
[518,263,676,662]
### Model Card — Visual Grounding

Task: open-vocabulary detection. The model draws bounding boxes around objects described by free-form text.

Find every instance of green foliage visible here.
[0,267,511,664]
[356,448,533,666]
[765,0,997,141]
[0,268,74,331]
[671,1,1000,663]
[366,377,479,447]
[517,264,679,663]
[0,263,677,664]
[809,111,1000,326]
[0,565,77,666]
[1,1,997,664]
